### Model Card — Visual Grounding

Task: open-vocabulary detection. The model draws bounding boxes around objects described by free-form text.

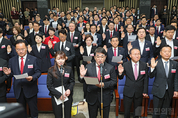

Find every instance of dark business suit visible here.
[39,25,50,37]
[149,59,178,118]
[49,41,75,67]
[104,30,120,48]
[29,44,51,73]
[118,60,148,118]
[86,32,103,47]
[0,58,10,102]
[145,34,159,58]
[98,25,109,34]
[155,25,164,38]
[10,35,17,46]
[66,31,82,77]
[131,40,153,63]
[8,54,41,118]
[26,31,44,46]
[0,38,12,61]
[47,66,75,118]
[123,33,136,50]
[79,62,117,118]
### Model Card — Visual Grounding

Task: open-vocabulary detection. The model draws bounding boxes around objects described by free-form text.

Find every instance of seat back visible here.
[6,35,13,39]
[50,58,55,67]
[24,26,29,30]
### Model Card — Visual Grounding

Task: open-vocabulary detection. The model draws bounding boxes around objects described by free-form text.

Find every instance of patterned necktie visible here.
[134,63,138,80]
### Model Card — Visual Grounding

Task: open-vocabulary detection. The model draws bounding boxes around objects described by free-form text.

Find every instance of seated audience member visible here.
[54,23,63,37]
[28,33,51,73]
[154,19,164,38]
[170,21,178,39]
[47,51,75,118]
[43,27,60,58]
[40,17,50,37]
[50,15,58,30]
[10,26,21,46]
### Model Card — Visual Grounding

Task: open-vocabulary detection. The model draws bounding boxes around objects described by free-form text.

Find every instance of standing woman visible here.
[10,26,21,46]
[47,51,75,118]
[28,33,51,73]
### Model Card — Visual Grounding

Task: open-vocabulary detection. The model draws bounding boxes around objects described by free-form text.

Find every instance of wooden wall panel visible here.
[0,0,21,18]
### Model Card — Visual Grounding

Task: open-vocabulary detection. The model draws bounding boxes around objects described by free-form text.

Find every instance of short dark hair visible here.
[43,17,49,21]
[33,21,40,26]
[34,33,43,41]
[85,34,93,41]
[29,21,34,25]
[156,19,161,22]
[108,21,114,25]
[137,27,146,33]
[165,25,176,32]
[49,27,55,32]
[58,29,67,35]
[141,17,146,20]
[111,36,119,41]
[17,34,25,39]
[129,48,140,54]
[126,24,134,28]
[148,26,155,30]
[90,24,97,28]
[94,47,107,56]
[15,39,27,47]
[102,17,107,21]
[160,45,172,51]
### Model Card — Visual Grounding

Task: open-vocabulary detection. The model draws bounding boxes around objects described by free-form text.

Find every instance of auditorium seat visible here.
[37,73,53,111]
[5,34,13,39]
[24,26,29,30]
[50,58,55,66]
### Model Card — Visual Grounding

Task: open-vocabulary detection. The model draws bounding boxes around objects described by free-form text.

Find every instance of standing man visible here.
[3,40,41,118]
[11,6,19,25]
[150,45,178,117]
[118,48,148,118]
[161,5,169,26]
[79,47,117,118]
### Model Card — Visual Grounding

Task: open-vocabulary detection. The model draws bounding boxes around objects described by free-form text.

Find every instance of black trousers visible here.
[0,95,6,103]
[51,94,73,118]
[88,99,110,118]
[123,95,143,118]
[83,82,87,99]
[152,90,171,118]
[17,88,38,118]
[72,56,80,77]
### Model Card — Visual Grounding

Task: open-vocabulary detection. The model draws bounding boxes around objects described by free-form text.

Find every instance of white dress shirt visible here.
[102,25,106,33]
[19,54,27,70]
[131,60,139,76]
[70,31,75,39]
[165,38,174,58]
[173,31,176,39]
[149,34,155,45]
[91,33,97,44]
[109,30,114,36]
[36,44,42,52]
[34,31,39,35]
[29,28,34,34]
[44,25,49,32]
[86,45,92,56]
[112,47,118,56]
[52,21,58,29]
[0,36,3,43]
[138,39,145,55]
[60,41,66,50]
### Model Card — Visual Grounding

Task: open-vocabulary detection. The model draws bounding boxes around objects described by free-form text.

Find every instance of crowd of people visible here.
[0,4,178,118]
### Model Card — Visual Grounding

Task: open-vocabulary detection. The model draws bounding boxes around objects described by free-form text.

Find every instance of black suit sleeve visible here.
[31,58,41,82]
[67,68,75,91]
[143,64,148,94]
[174,62,178,91]
[67,44,75,62]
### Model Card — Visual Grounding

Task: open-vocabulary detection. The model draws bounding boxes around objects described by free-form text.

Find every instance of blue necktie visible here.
[164,61,168,89]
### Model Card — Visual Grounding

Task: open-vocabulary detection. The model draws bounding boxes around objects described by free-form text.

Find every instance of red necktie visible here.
[20,57,24,74]
[71,33,73,43]
[45,26,47,34]
[115,25,118,32]
[129,33,131,35]
[110,31,112,38]
[114,48,117,70]
[97,66,100,81]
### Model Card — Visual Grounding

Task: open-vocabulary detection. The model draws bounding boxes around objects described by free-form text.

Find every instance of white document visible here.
[84,32,90,35]
[78,27,83,32]
[54,86,69,105]
[84,76,99,85]
[83,56,92,62]
[170,56,178,60]
[111,55,123,63]
[128,35,137,42]
[14,73,28,79]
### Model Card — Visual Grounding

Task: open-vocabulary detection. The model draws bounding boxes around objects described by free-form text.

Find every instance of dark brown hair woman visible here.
[47,51,75,118]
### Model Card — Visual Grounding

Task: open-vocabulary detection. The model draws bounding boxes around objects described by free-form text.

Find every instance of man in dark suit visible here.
[128,27,153,64]
[49,29,75,67]
[103,21,120,48]
[151,5,158,18]
[154,19,164,38]
[0,58,10,102]
[156,25,178,58]
[26,22,44,46]
[118,48,148,118]
[170,21,178,40]
[49,15,58,30]
[79,47,117,118]
[145,26,160,58]
[0,28,12,61]
[39,17,50,37]
[66,22,82,77]
[98,17,109,34]
[3,40,41,118]
[93,14,101,26]
[149,45,178,118]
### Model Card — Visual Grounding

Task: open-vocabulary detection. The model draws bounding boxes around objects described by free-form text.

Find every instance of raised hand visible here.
[80,46,84,54]
[24,30,28,37]
[48,41,53,49]
[151,58,158,68]
[118,64,124,74]
[97,25,100,32]
[27,45,32,53]
[82,34,85,40]
[102,33,106,40]
[3,67,11,75]
[7,45,11,53]
[120,26,124,32]
[43,35,46,42]
[65,89,70,97]
[156,36,161,46]
[80,64,87,78]
[121,32,125,39]
[127,42,133,52]
[103,45,108,52]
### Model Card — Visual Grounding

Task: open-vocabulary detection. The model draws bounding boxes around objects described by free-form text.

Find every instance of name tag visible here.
[104,74,110,79]
[74,37,78,39]
[41,46,46,49]
[146,29,149,32]
[0,67,2,71]
[171,69,176,73]
[119,29,121,31]
[90,53,94,56]
[140,70,145,75]
[64,73,69,77]
[53,41,57,44]
[83,26,85,28]
[1,45,5,49]
[145,47,150,51]
[28,65,33,69]
[161,31,163,33]
[65,47,70,51]
[174,46,178,50]
[106,29,109,31]
[176,37,178,40]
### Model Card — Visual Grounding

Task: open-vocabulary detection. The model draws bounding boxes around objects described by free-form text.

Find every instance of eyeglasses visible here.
[16,48,26,52]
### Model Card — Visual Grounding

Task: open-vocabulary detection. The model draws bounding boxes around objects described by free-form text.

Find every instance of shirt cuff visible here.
[150,68,155,72]
[156,45,160,47]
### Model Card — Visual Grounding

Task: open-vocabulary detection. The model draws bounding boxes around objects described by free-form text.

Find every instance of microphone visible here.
[100,63,104,75]
[60,65,63,74]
